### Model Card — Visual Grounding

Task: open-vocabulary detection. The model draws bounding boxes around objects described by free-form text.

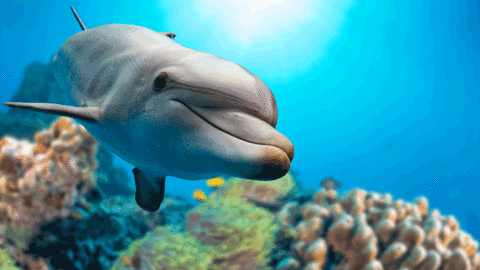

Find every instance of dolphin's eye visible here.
[159,32,176,39]
[154,72,168,92]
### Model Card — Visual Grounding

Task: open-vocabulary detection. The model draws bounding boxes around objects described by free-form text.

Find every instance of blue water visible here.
[1,0,479,241]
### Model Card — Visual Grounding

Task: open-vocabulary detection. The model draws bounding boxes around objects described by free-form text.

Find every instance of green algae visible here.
[189,197,278,269]
[111,226,212,270]
[112,189,279,270]
[0,248,20,270]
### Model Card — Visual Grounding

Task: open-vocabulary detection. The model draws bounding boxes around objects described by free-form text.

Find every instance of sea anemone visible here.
[193,189,207,202]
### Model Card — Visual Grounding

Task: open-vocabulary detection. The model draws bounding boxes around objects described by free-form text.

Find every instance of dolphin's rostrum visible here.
[3,7,295,212]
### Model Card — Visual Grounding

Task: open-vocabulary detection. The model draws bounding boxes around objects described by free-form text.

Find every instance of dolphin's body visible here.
[3,7,294,212]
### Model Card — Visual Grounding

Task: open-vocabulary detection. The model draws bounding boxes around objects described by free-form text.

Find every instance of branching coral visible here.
[276,187,480,270]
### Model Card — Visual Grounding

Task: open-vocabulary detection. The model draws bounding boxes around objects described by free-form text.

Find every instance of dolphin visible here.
[3,7,294,212]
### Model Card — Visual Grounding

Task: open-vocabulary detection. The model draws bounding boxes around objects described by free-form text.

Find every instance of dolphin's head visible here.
[131,51,294,180]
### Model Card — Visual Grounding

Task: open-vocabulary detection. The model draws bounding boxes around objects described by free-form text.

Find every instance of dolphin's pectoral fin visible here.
[2,102,100,123]
[132,167,166,212]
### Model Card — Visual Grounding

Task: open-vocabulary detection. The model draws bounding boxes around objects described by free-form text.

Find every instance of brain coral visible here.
[275,187,480,270]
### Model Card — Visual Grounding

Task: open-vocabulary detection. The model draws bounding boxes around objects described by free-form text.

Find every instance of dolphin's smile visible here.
[171,99,294,162]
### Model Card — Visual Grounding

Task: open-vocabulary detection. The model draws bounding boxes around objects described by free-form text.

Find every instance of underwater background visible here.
[0,0,479,269]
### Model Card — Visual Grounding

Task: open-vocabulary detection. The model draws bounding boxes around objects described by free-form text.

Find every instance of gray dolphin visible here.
[3,7,294,212]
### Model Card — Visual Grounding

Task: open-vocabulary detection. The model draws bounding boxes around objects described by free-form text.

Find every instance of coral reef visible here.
[0,96,477,270]
[0,117,97,243]
[0,114,193,270]
[187,197,278,270]
[0,117,98,268]
[26,193,192,270]
[214,173,295,209]
[112,195,278,270]
[111,226,213,270]
[275,186,480,270]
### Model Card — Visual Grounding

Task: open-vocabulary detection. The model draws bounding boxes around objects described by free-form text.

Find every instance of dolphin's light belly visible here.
[78,119,164,175]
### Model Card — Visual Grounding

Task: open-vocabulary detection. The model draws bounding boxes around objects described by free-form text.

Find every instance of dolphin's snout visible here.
[251,145,292,180]
[175,102,294,161]
[173,54,278,128]
[221,140,292,181]
[170,53,294,179]
[250,74,278,128]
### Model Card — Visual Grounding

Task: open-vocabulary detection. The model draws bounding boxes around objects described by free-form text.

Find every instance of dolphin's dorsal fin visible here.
[133,168,166,212]
[3,102,100,123]
[70,7,87,31]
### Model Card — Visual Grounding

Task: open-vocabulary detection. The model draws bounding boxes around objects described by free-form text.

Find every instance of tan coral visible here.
[400,246,427,269]
[275,185,480,270]
[381,242,408,266]
[416,250,442,270]
[414,196,429,217]
[304,238,327,266]
[278,202,298,226]
[338,188,367,216]
[398,224,425,250]
[326,213,354,254]
[362,260,384,270]
[300,203,330,221]
[376,219,396,245]
[443,248,471,270]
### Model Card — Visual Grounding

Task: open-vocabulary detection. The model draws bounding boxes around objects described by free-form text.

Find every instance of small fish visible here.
[193,189,207,202]
[320,177,341,190]
[206,177,225,188]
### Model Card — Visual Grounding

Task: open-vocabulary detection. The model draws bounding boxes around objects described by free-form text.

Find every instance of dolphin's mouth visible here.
[171,99,294,162]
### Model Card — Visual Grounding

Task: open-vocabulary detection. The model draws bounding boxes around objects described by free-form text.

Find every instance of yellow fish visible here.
[206,177,225,188]
[193,189,207,202]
